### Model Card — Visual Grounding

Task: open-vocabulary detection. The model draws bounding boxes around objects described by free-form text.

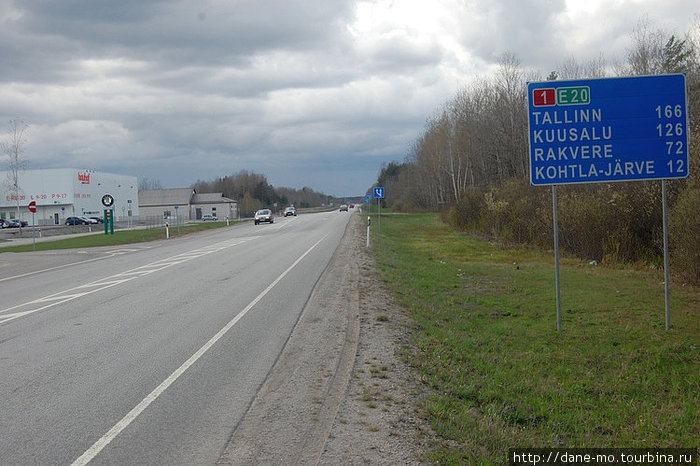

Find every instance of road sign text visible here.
[528,75,688,185]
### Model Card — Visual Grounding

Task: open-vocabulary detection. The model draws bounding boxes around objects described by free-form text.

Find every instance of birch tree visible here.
[2,118,29,231]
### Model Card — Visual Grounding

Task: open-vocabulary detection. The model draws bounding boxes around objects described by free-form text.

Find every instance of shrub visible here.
[669,187,700,283]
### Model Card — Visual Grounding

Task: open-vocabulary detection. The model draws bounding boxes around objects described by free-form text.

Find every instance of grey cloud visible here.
[1,0,697,196]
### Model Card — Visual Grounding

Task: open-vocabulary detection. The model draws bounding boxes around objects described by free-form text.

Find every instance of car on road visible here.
[65,216,89,225]
[283,206,297,217]
[201,214,218,221]
[339,204,348,212]
[254,209,274,225]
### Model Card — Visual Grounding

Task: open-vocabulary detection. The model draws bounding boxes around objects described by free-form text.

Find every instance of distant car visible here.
[254,209,274,225]
[82,216,98,224]
[201,214,218,221]
[349,204,355,209]
[339,204,348,212]
[89,216,104,224]
[283,206,297,217]
[2,219,21,228]
[65,216,89,225]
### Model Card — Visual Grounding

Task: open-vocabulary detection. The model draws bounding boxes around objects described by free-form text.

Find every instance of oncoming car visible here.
[254,209,274,225]
[283,206,297,217]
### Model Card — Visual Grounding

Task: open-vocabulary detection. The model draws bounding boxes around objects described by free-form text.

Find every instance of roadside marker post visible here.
[527,74,688,330]
[366,216,371,248]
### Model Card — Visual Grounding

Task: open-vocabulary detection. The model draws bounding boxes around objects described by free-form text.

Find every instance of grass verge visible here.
[371,213,699,464]
[0,221,239,253]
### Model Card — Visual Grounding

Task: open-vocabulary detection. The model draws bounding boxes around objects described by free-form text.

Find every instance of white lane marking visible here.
[0,247,153,283]
[70,235,327,466]
[0,237,257,325]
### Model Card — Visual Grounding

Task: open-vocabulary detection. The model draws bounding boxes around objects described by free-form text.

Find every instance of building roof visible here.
[192,193,236,204]
[138,188,195,207]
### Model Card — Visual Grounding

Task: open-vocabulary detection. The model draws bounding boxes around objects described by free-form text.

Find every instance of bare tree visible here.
[492,52,528,181]
[138,177,163,191]
[558,54,608,80]
[625,17,667,76]
[2,118,29,231]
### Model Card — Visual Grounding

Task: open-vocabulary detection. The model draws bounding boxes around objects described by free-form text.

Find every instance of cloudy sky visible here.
[0,0,697,196]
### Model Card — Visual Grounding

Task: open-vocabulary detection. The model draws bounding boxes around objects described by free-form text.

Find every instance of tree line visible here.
[376,17,700,281]
[192,170,334,216]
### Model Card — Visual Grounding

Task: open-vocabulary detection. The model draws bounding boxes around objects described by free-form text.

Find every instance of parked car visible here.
[0,219,9,228]
[283,206,297,217]
[82,216,98,224]
[89,216,104,224]
[254,209,274,225]
[1,219,21,228]
[65,216,89,225]
[201,214,218,221]
[339,204,348,212]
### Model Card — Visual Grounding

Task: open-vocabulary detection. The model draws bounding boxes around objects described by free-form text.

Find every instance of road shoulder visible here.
[217,212,432,465]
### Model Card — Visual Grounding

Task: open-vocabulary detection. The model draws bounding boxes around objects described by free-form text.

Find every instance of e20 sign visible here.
[528,74,688,186]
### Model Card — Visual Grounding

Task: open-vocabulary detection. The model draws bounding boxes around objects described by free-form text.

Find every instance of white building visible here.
[0,169,138,226]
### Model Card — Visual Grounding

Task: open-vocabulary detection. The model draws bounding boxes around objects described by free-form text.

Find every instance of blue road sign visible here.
[373,187,385,199]
[528,74,688,186]
[365,194,371,203]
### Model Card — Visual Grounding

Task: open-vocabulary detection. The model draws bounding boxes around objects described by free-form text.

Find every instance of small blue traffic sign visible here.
[365,194,371,203]
[373,187,385,199]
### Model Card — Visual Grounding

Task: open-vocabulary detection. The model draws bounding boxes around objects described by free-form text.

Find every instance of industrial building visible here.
[0,169,138,226]
[138,188,238,222]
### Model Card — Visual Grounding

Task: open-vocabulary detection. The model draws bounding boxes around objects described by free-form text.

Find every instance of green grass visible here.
[0,220,240,252]
[370,213,699,464]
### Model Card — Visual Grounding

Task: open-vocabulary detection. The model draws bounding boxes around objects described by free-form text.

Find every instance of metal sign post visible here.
[28,201,37,251]
[373,187,385,232]
[527,74,688,330]
[552,186,562,332]
[661,180,671,330]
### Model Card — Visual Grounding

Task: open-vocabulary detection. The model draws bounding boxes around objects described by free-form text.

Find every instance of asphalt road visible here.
[0,210,353,465]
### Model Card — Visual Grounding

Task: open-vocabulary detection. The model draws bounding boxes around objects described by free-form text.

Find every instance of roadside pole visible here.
[32,212,36,252]
[28,201,37,251]
[662,179,671,330]
[366,216,371,248]
[552,185,562,332]
[373,187,385,232]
